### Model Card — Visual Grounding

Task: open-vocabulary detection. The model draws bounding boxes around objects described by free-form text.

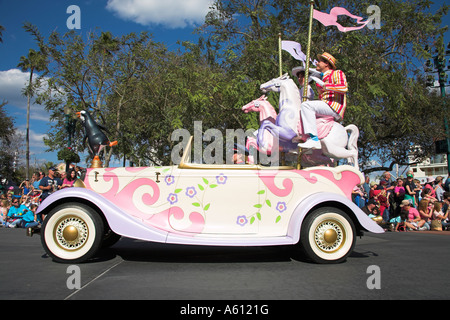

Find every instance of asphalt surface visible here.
[1,227,450,304]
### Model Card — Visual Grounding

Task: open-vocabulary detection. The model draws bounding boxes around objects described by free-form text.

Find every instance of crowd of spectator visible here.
[353,171,450,232]
[0,165,83,230]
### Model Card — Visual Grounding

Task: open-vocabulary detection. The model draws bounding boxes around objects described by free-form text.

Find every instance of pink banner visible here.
[313,7,369,32]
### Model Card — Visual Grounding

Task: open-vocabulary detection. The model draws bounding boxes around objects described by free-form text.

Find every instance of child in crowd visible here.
[0,199,9,227]
[421,187,437,204]
[418,199,432,230]
[432,201,449,230]
[20,203,39,229]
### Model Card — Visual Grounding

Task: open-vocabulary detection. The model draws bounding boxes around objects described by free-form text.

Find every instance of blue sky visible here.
[0,0,212,167]
[0,0,449,173]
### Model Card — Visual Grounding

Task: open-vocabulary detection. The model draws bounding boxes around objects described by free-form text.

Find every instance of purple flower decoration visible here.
[165,175,175,186]
[167,193,178,205]
[216,173,227,184]
[185,186,197,198]
[276,201,287,213]
[236,215,248,227]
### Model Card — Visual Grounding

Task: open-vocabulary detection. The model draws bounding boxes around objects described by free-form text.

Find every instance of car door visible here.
[168,167,261,235]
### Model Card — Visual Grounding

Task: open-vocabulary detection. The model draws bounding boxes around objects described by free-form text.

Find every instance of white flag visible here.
[281,40,306,62]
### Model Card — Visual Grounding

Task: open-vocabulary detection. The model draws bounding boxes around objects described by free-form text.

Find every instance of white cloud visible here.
[0,69,50,122]
[0,69,29,107]
[106,0,213,28]
[15,127,48,149]
[0,69,53,163]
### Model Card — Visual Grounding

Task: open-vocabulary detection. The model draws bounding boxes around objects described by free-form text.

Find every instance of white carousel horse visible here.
[258,73,360,169]
[242,95,333,167]
[258,74,301,152]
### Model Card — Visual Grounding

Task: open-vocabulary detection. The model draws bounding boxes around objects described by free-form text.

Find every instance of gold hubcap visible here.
[314,219,345,253]
[54,216,89,251]
[323,228,338,244]
[62,225,79,242]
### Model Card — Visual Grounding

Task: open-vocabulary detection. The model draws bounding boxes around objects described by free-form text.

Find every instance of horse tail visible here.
[344,124,359,151]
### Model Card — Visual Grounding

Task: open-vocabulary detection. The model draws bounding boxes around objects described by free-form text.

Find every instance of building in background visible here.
[409,154,448,184]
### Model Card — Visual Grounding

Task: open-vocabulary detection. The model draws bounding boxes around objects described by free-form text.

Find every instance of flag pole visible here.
[303,0,315,102]
[278,33,282,77]
[298,0,315,170]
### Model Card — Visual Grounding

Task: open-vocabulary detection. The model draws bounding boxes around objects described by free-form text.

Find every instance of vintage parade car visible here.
[36,136,383,264]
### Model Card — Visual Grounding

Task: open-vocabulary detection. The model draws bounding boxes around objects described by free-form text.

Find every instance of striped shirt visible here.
[316,69,348,119]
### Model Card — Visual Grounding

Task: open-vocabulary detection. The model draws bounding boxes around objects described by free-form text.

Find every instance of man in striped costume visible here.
[298,52,348,150]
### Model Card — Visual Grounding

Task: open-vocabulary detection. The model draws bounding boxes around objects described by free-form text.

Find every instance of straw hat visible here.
[317,52,336,70]
[399,200,411,207]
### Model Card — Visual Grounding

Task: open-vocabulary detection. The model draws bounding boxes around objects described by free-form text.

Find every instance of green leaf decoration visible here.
[266,199,271,207]
[250,217,255,225]
[276,215,281,223]
[174,188,182,193]
[198,184,204,191]
[204,203,210,211]
[209,184,218,188]
[256,212,261,220]
[254,204,262,208]
[202,177,209,184]
[257,190,265,194]
[192,202,201,207]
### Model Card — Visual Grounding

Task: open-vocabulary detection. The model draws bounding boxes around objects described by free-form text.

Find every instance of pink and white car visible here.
[37,137,383,264]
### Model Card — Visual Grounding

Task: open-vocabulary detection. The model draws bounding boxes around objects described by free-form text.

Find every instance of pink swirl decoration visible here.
[145,207,205,234]
[257,171,295,197]
[86,168,205,234]
[258,168,359,200]
[308,169,361,200]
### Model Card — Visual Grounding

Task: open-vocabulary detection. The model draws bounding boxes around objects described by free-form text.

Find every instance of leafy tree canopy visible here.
[20,0,450,173]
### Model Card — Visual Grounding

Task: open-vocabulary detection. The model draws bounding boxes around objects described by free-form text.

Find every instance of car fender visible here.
[36,188,169,243]
[287,192,384,244]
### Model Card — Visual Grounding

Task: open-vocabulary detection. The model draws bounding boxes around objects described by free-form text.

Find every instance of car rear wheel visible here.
[299,207,355,264]
[41,203,104,263]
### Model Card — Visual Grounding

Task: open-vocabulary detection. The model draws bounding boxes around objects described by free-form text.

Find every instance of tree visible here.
[57,147,80,164]
[0,101,17,181]
[0,100,15,144]
[27,28,120,166]
[23,0,449,171]
[27,26,257,167]
[0,25,5,43]
[198,0,450,172]
[17,48,47,179]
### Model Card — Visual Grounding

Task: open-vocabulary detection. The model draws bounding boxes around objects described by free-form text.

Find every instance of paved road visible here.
[1,228,449,304]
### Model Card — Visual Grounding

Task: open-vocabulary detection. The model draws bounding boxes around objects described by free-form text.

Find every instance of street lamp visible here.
[425,42,450,175]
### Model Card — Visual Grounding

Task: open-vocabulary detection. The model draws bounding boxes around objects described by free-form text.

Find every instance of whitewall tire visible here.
[300,207,356,264]
[41,203,104,263]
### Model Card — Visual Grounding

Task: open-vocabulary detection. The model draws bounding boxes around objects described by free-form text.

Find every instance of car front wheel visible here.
[299,207,356,264]
[41,203,104,263]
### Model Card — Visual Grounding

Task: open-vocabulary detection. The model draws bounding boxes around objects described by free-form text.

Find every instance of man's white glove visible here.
[308,68,322,78]
[309,76,324,87]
